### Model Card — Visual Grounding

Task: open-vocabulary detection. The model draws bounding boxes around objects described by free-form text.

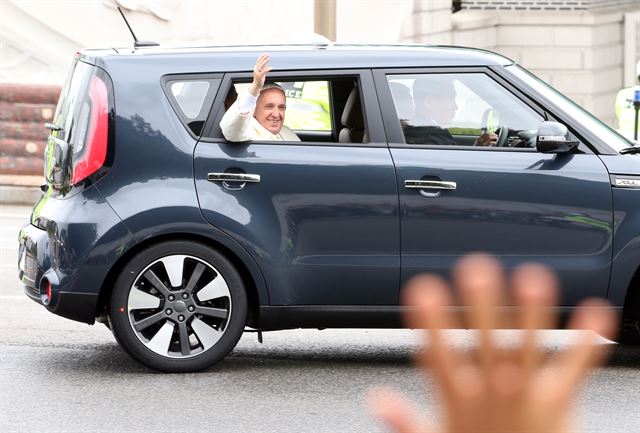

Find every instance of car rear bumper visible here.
[18,222,102,323]
[17,186,135,324]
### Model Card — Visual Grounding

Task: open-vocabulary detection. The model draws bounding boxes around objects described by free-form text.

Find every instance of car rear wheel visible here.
[109,241,247,372]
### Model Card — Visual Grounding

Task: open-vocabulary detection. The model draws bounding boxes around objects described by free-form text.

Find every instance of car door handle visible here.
[404,180,456,190]
[207,173,261,183]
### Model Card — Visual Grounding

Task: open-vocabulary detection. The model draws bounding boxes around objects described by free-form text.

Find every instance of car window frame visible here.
[160,73,223,139]
[495,65,616,155]
[200,69,387,148]
[372,66,594,153]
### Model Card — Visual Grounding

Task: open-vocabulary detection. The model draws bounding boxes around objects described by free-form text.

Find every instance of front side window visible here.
[387,73,544,148]
[506,64,633,152]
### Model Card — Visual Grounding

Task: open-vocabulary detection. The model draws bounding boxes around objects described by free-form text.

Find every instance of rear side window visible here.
[228,81,332,132]
[212,76,366,144]
[171,81,210,118]
[163,75,221,136]
[281,81,331,132]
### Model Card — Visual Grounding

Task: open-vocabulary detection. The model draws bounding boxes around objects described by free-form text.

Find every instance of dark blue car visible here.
[17,44,640,372]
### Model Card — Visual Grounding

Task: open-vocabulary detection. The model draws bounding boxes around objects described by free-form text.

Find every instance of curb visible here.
[0,185,40,206]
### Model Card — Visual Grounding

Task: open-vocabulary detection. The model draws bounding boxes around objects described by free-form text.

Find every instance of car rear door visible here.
[374,67,613,306]
[194,70,400,306]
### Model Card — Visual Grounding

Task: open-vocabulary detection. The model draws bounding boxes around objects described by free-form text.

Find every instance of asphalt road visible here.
[1,204,639,433]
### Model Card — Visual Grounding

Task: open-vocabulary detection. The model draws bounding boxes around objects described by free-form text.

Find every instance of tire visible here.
[619,319,640,346]
[618,279,640,346]
[109,241,247,372]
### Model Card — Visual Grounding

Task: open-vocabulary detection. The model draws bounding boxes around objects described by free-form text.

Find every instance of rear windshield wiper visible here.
[620,146,640,155]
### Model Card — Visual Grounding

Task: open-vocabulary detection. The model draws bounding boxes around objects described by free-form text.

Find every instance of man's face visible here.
[255,88,286,134]
[418,83,458,125]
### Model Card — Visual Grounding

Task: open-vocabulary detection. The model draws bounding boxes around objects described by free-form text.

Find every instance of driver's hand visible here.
[474,131,498,146]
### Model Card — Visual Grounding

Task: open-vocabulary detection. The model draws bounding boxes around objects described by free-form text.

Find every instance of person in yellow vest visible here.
[221,53,300,142]
[614,60,640,140]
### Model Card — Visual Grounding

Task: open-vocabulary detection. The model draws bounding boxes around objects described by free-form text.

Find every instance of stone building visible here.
[406,0,640,127]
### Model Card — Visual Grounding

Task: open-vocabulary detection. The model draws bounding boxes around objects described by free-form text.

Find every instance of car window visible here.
[231,81,331,132]
[387,73,544,148]
[163,76,221,137]
[221,77,366,144]
[171,81,210,119]
[281,81,331,132]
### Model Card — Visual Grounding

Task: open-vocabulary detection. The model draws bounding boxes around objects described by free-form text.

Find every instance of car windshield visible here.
[506,64,635,153]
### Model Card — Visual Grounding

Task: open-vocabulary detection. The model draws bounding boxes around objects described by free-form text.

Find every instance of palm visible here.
[370,255,615,433]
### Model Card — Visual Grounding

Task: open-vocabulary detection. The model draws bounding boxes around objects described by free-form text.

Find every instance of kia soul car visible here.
[18,44,640,372]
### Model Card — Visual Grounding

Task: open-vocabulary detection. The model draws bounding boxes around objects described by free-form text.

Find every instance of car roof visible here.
[85,44,513,71]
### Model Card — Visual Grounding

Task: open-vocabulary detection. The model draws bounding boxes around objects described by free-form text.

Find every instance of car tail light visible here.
[71,75,109,185]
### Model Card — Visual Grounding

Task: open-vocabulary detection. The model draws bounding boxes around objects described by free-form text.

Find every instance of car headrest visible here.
[341,87,364,128]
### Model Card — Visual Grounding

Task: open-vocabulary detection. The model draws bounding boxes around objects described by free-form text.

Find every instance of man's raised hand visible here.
[250,53,272,97]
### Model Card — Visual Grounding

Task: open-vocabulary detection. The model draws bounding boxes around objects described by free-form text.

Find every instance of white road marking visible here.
[0,296,28,300]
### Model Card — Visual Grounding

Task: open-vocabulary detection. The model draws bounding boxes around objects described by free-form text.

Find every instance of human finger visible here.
[367,387,435,433]
[454,254,505,374]
[545,298,616,407]
[403,275,464,398]
[256,53,269,67]
[258,56,270,72]
[254,54,270,74]
[511,264,558,382]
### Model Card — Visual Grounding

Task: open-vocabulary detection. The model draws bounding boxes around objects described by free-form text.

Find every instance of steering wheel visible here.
[495,126,508,147]
[481,108,508,147]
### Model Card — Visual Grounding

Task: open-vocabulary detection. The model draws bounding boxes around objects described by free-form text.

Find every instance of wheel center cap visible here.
[174,300,187,313]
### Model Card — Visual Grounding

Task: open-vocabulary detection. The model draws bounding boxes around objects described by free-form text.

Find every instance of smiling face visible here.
[255,88,287,135]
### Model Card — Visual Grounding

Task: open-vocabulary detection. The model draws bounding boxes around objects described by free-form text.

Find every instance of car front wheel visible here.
[109,241,247,372]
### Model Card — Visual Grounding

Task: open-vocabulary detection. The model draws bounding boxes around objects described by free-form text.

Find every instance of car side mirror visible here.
[536,121,579,153]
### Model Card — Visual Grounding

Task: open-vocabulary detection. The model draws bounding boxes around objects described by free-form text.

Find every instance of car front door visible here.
[375,68,613,306]
[194,70,400,306]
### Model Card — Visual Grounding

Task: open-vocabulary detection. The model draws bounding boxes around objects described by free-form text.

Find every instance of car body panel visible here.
[18,185,134,323]
[391,149,613,306]
[91,63,271,305]
[194,142,400,305]
[599,155,640,306]
[599,154,640,176]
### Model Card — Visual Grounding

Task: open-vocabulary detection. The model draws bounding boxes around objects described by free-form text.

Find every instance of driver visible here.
[403,77,498,146]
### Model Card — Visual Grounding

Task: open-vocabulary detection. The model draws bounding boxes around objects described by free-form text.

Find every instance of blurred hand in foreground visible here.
[369,254,616,433]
